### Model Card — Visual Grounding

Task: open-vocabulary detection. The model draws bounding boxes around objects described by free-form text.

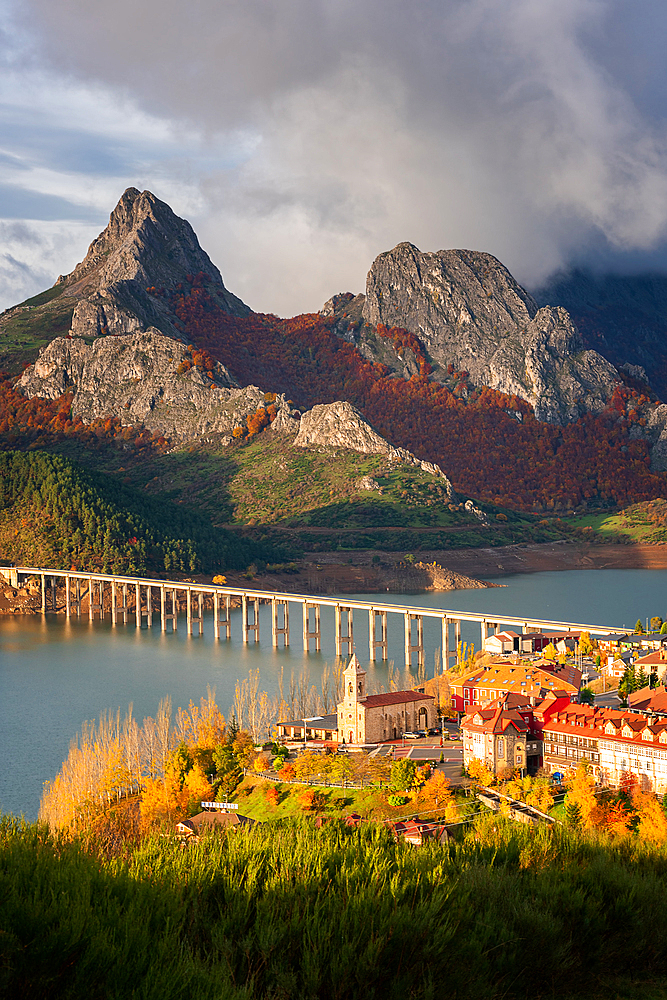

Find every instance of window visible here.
[497,737,504,758]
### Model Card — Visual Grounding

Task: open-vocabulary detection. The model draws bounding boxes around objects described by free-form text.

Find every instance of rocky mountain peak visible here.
[53,187,249,345]
[348,241,620,424]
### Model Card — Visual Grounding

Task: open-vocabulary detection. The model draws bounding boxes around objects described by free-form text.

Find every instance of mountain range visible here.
[2,185,667,571]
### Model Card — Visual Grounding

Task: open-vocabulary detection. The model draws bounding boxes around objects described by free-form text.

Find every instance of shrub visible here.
[388,794,409,807]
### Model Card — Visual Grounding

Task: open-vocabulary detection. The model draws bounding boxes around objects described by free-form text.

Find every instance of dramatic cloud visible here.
[3,0,667,314]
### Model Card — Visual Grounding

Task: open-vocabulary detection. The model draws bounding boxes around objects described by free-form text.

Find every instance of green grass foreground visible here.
[2,814,667,1000]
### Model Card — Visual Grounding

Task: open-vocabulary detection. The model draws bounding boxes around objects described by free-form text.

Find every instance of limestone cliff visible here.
[326,243,620,424]
[55,187,249,343]
[294,400,455,497]
[17,331,297,441]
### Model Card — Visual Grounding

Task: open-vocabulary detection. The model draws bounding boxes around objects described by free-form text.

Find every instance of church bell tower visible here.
[340,653,367,744]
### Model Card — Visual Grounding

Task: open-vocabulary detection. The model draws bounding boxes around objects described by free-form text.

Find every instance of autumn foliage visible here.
[156,273,667,512]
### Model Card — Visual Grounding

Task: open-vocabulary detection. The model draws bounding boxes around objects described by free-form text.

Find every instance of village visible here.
[177,624,667,845]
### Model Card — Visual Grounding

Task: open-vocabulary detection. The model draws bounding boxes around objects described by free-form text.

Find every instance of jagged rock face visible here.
[359,242,620,424]
[294,400,454,496]
[533,268,667,399]
[646,405,667,472]
[56,187,249,342]
[17,332,296,441]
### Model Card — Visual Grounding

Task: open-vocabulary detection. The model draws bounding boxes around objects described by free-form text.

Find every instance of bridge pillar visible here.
[51,576,56,612]
[404,613,424,669]
[111,580,117,625]
[40,573,46,614]
[303,602,321,652]
[88,577,94,621]
[272,597,289,647]
[187,590,204,635]
[481,619,488,649]
[75,577,82,617]
[369,608,388,661]
[242,595,259,643]
[92,579,104,620]
[121,584,128,624]
[441,617,449,672]
[160,585,178,631]
[65,575,71,617]
[146,585,153,627]
[135,582,141,627]
[455,620,461,666]
[214,592,230,639]
[335,605,353,657]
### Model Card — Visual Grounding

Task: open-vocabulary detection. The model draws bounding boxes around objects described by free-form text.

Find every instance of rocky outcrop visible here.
[17,331,296,441]
[330,242,620,424]
[646,405,667,472]
[295,401,390,453]
[533,268,667,399]
[54,187,249,343]
[294,400,455,495]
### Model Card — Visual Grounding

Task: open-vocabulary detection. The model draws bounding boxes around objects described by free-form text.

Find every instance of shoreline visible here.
[429,541,667,578]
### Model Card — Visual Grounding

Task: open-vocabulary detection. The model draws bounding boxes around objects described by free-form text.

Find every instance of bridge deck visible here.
[4,565,626,636]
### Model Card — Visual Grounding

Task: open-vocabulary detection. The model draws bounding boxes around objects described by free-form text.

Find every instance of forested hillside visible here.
[0,452,288,575]
[160,273,667,513]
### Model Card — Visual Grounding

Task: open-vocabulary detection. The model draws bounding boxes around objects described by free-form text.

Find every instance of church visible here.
[337,654,436,744]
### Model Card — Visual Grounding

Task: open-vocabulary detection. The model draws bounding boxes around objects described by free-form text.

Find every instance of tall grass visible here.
[3,813,667,998]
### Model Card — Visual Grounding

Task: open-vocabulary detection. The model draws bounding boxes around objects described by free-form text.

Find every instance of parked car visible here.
[403,731,420,739]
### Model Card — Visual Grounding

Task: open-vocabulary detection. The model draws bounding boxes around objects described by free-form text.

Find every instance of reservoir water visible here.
[3,567,667,819]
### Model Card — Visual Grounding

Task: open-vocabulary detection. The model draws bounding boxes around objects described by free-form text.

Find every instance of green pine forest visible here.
[0,451,290,575]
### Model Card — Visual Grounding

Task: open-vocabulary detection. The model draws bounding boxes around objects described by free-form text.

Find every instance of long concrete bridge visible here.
[2,565,626,669]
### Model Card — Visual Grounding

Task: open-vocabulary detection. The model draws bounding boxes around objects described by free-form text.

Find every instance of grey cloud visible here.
[0,184,103,221]
[13,0,667,314]
[0,220,42,245]
[0,251,52,307]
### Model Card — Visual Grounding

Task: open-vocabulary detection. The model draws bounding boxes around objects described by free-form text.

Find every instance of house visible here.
[605,657,628,680]
[461,690,572,775]
[461,701,530,776]
[176,811,256,839]
[632,648,667,683]
[386,818,450,846]
[628,684,667,717]
[483,631,521,655]
[336,654,436,744]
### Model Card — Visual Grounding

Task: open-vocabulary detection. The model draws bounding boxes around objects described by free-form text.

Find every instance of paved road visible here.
[593,690,622,708]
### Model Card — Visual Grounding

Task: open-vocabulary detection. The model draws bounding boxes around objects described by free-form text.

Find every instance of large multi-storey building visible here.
[451,661,579,716]
[542,705,667,792]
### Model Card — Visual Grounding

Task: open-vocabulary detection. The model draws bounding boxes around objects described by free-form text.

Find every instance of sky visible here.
[1,0,667,316]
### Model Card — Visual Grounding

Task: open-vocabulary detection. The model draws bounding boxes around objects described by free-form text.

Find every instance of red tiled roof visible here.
[363,691,433,708]
[629,685,667,713]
